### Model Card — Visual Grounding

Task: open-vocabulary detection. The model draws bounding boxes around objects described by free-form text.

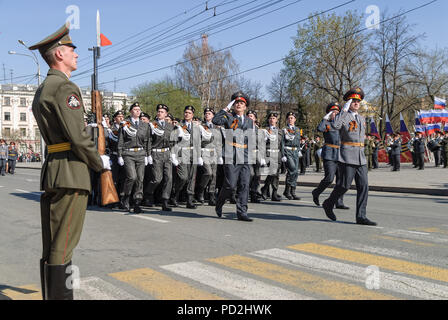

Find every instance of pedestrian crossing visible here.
[2,227,448,300]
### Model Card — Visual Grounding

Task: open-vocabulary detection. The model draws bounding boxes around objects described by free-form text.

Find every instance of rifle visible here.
[91,90,119,206]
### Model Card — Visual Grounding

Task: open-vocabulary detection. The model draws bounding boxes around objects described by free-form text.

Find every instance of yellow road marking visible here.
[374,235,436,247]
[289,243,448,283]
[1,284,41,300]
[208,255,395,300]
[109,268,223,300]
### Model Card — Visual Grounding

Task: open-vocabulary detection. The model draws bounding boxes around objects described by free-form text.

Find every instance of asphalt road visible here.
[1,168,448,300]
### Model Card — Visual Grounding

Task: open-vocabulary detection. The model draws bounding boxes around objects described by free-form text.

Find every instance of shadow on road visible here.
[9,192,41,203]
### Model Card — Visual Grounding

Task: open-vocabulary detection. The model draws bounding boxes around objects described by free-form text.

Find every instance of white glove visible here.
[100,155,111,170]
[198,157,204,166]
[225,99,235,112]
[281,156,287,163]
[217,157,224,165]
[147,155,153,165]
[88,123,98,127]
[298,151,303,158]
[343,99,352,112]
[323,111,333,120]
[102,117,108,128]
[144,156,148,166]
[260,158,267,167]
[118,156,124,166]
[171,154,179,166]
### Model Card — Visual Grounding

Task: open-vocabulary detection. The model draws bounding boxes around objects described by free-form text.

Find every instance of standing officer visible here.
[441,131,448,168]
[247,110,265,203]
[260,112,283,201]
[413,131,426,170]
[364,134,372,171]
[372,135,380,169]
[312,102,348,209]
[213,91,254,221]
[391,133,402,171]
[171,106,202,209]
[432,131,442,167]
[322,88,377,226]
[7,142,19,174]
[107,110,125,203]
[30,22,110,299]
[117,102,151,214]
[312,135,323,172]
[281,112,301,200]
[144,104,174,211]
[196,107,219,206]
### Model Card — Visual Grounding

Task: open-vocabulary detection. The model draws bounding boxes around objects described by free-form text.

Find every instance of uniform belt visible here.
[182,146,194,150]
[267,149,280,152]
[201,148,215,152]
[152,148,170,152]
[227,142,247,149]
[325,143,340,149]
[341,141,364,147]
[126,147,144,152]
[47,142,71,153]
[284,146,298,151]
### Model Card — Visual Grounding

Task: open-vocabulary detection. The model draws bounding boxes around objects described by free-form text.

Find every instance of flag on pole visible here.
[97,10,112,47]
[434,96,446,109]
[385,114,394,135]
[425,123,441,135]
[369,117,380,139]
[399,113,412,163]
[100,33,112,46]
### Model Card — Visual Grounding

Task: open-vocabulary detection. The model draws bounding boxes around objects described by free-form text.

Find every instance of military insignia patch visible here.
[67,94,81,110]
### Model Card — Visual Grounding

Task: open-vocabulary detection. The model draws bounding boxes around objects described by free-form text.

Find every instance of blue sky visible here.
[0,0,445,98]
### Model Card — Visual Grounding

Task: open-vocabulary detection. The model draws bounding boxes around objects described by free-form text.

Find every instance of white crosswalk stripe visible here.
[74,276,137,300]
[385,229,448,244]
[161,261,312,300]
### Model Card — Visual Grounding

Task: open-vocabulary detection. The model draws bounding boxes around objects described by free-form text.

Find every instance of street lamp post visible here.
[9,40,45,163]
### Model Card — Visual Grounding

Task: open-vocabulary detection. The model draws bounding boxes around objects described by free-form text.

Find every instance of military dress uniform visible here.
[118,103,151,213]
[171,106,202,209]
[312,102,347,209]
[312,137,323,172]
[144,104,175,211]
[442,133,448,168]
[30,23,109,300]
[281,113,301,200]
[196,108,220,205]
[322,88,376,226]
[7,145,18,174]
[391,135,402,171]
[213,92,254,221]
[107,111,125,199]
[260,113,283,201]
[247,110,265,203]
[413,133,426,170]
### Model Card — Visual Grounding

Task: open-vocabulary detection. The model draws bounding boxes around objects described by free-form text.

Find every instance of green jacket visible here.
[32,69,103,192]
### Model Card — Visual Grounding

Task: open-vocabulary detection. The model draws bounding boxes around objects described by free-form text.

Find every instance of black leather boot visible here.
[290,187,301,200]
[119,195,130,211]
[208,193,216,206]
[260,185,269,200]
[250,192,261,203]
[40,258,46,300]
[196,188,205,204]
[186,195,197,209]
[142,194,154,207]
[283,185,293,200]
[161,199,172,212]
[271,189,282,201]
[133,200,143,214]
[44,261,74,300]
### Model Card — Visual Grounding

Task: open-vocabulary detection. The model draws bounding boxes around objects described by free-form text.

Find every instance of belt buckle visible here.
[134,148,138,152]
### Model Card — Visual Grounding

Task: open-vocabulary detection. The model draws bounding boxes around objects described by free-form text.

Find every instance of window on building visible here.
[20,98,27,106]
[20,128,27,137]
[3,97,11,106]
[35,128,41,138]
[20,113,27,122]
[3,128,11,137]
[4,112,11,121]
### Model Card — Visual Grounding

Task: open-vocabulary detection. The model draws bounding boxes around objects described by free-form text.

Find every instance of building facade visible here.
[0,83,132,157]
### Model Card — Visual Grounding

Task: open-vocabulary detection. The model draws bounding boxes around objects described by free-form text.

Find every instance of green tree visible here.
[132,80,202,119]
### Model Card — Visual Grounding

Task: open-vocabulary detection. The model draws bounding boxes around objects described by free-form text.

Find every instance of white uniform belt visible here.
[126,147,144,152]
[284,146,298,150]
[201,148,215,152]
[152,148,170,152]
[267,149,280,152]
[182,146,194,150]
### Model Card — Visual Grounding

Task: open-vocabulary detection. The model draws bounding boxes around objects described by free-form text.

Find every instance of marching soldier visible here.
[170,106,202,209]
[7,142,18,174]
[213,91,254,222]
[281,112,301,200]
[196,107,219,206]
[260,112,283,201]
[247,110,265,203]
[144,104,175,211]
[107,110,125,201]
[312,102,348,209]
[117,102,152,214]
[30,22,111,299]
[322,88,377,226]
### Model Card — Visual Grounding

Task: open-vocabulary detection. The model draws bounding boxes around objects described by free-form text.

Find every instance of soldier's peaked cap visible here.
[268,111,279,118]
[129,102,141,111]
[29,22,76,57]
[343,87,365,101]
[326,102,341,113]
[184,105,195,113]
[246,110,257,117]
[156,104,169,112]
[286,111,297,118]
[113,110,124,118]
[204,107,215,114]
[231,91,250,107]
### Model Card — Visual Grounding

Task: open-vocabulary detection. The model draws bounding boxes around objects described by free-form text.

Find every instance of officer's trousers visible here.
[285,150,299,186]
[8,159,16,174]
[416,152,425,169]
[123,154,146,201]
[198,162,217,195]
[216,164,250,215]
[147,151,172,200]
[174,163,197,196]
[434,150,441,166]
[392,154,400,171]
[372,152,379,168]
[41,188,89,264]
[325,163,368,220]
[313,160,344,206]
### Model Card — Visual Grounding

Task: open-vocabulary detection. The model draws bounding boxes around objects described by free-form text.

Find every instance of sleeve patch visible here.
[67,94,81,110]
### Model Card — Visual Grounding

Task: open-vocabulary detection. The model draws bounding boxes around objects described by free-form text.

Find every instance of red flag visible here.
[100,33,112,46]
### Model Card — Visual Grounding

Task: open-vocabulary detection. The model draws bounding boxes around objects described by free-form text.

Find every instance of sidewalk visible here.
[15,161,448,196]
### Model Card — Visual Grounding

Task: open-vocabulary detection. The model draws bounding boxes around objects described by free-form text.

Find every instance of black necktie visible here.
[160,121,165,129]
[187,123,191,132]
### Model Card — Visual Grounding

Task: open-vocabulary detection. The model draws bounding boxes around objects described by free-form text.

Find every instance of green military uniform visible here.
[30,23,105,300]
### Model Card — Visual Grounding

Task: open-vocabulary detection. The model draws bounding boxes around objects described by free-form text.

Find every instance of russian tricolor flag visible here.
[369,117,380,139]
[425,123,441,135]
[434,97,446,109]
[385,114,394,135]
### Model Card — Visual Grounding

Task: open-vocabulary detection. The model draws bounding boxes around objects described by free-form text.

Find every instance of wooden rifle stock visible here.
[91,90,119,206]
